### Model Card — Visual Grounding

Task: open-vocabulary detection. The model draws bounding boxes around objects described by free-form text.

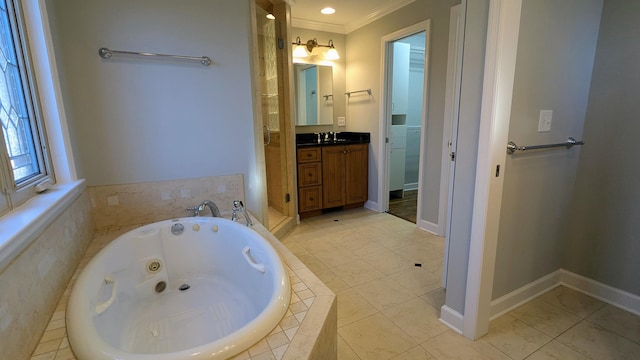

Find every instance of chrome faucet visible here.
[231,200,253,226]
[186,200,221,217]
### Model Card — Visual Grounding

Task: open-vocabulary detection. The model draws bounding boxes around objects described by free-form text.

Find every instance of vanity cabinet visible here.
[297,147,323,213]
[322,144,368,208]
[297,143,368,217]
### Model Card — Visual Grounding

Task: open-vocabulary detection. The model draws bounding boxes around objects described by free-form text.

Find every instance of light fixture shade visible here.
[325,48,340,60]
[293,45,309,57]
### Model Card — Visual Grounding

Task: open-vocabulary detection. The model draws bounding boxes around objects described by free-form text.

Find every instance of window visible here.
[0,0,52,214]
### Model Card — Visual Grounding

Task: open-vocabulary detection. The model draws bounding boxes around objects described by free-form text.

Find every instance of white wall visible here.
[492,0,603,299]
[45,0,262,217]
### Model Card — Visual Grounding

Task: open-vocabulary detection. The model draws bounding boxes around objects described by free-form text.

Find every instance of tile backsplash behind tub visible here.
[88,174,246,230]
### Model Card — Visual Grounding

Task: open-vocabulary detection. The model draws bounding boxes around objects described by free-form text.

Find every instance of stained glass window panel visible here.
[0,0,39,183]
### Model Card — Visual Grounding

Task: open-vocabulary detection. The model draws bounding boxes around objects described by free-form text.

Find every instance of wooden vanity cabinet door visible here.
[322,146,346,208]
[345,144,368,205]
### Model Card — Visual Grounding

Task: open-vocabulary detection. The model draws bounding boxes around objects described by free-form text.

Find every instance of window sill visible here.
[0,179,86,272]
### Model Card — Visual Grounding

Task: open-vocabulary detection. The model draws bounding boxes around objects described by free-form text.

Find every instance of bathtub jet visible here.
[66,217,291,360]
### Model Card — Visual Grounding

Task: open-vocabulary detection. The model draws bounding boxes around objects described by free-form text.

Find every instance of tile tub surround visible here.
[89,175,247,230]
[0,187,94,360]
[30,219,337,360]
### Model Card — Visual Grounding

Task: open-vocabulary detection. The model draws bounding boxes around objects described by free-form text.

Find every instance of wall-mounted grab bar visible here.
[507,137,584,154]
[345,89,372,97]
[98,47,212,66]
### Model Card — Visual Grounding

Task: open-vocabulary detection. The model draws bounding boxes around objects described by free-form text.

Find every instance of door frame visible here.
[461,0,522,339]
[441,3,464,287]
[250,0,298,237]
[377,20,431,227]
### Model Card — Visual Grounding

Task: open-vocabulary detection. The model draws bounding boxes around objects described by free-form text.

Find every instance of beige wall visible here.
[492,0,603,299]
[45,0,264,219]
[0,191,93,359]
[345,0,459,223]
[563,0,640,296]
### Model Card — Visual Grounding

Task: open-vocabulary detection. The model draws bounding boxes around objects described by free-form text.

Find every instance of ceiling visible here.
[289,0,415,34]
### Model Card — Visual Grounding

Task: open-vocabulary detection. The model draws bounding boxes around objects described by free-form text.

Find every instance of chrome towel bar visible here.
[345,88,372,97]
[98,47,212,66]
[507,137,584,154]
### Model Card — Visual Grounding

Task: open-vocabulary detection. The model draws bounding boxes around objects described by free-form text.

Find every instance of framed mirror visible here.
[294,63,334,126]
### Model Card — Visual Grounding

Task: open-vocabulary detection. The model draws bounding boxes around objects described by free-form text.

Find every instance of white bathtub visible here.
[67,217,291,360]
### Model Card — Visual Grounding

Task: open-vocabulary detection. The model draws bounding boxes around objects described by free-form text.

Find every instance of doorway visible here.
[380,21,431,228]
[386,33,426,224]
[254,3,296,235]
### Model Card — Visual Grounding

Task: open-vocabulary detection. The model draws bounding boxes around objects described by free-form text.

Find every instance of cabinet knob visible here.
[309,197,314,201]
[343,150,347,154]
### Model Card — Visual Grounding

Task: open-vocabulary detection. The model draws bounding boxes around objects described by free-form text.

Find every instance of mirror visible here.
[294,63,333,126]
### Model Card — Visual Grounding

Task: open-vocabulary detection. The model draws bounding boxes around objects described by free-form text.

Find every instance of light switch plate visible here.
[337,117,346,126]
[538,110,553,132]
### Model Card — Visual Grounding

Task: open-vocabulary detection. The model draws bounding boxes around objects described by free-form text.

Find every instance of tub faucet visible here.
[231,200,253,226]
[186,200,221,217]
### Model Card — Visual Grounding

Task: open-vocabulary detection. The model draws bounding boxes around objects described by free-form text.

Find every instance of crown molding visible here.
[291,18,346,34]
[345,0,416,33]
[291,0,415,34]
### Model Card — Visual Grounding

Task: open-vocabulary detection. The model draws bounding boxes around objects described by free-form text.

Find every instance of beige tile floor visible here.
[281,208,640,360]
[268,205,288,232]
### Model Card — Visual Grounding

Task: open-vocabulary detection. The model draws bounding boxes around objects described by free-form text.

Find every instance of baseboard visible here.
[403,182,418,191]
[271,217,298,240]
[490,270,561,319]
[439,305,464,334]
[489,268,640,319]
[418,219,439,235]
[559,269,640,316]
[364,200,379,212]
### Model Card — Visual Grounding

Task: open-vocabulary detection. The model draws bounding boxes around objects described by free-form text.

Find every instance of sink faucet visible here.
[186,200,221,217]
[231,200,253,226]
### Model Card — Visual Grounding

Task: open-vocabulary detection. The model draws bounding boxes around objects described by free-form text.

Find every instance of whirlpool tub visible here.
[67,217,291,360]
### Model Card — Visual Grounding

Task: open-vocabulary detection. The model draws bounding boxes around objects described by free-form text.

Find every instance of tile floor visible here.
[281,208,640,360]
[268,205,288,232]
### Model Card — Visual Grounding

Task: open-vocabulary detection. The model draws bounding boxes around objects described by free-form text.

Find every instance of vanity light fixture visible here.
[325,40,340,60]
[292,37,309,58]
[292,37,340,60]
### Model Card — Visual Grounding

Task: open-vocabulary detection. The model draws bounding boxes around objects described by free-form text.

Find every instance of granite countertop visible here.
[296,132,370,147]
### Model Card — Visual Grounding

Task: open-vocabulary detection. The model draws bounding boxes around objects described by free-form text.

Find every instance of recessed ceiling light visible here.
[320,7,335,15]
[266,13,275,20]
